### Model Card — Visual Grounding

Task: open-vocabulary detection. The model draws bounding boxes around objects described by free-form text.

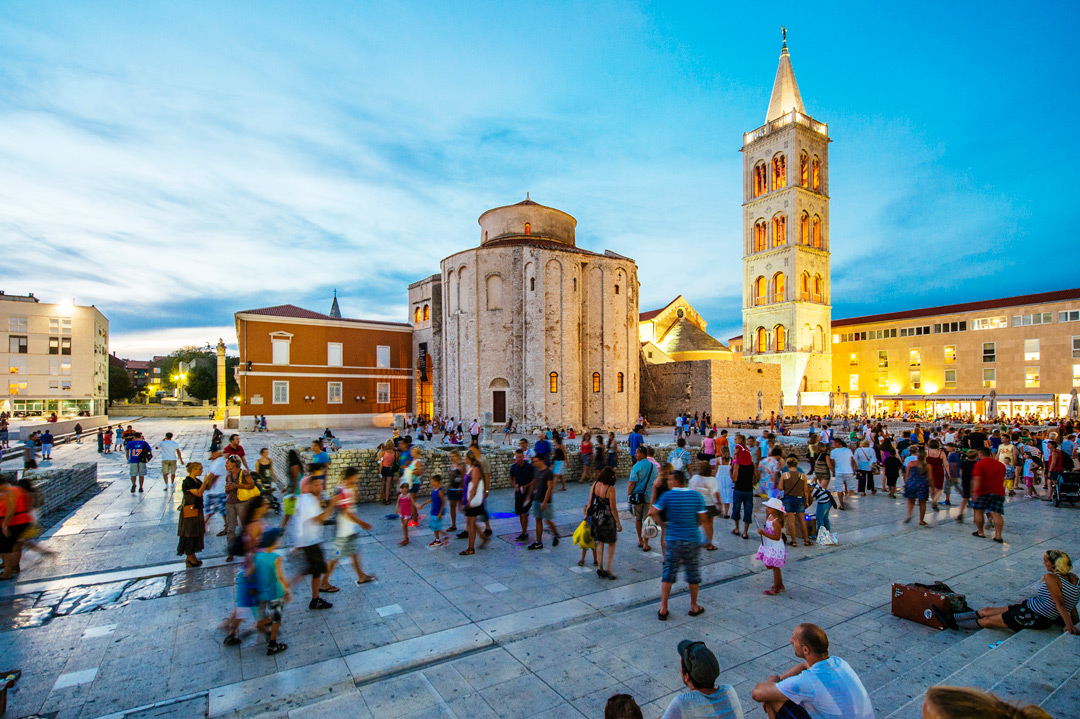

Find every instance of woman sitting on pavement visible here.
[936,550,1079,635]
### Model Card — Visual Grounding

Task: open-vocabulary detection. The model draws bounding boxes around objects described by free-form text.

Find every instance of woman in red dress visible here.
[925,439,949,512]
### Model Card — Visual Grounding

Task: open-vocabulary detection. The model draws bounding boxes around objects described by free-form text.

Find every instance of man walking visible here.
[155,432,183,491]
[294,472,337,610]
[511,449,534,542]
[39,429,54,461]
[126,432,152,493]
[223,434,249,470]
[223,456,256,561]
[651,470,707,620]
[826,438,857,510]
[210,424,224,452]
[527,454,559,549]
[469,418,480,446]
[324,467,375,588]
[971,447,1006,543]
[627,446,657,551]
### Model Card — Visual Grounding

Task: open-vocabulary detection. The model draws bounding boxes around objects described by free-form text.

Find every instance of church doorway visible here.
[492,391,506,424]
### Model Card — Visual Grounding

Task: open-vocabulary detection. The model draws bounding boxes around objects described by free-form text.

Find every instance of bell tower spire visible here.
[766,27,805,123]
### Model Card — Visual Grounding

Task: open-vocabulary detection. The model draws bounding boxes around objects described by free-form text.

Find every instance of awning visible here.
[872,393,1056,402]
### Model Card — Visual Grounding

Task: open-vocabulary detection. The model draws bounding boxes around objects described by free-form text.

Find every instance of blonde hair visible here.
[1045,550,1073,575]
[186,462,203,476]
[924,686,1051,719]
[859,440,870,448]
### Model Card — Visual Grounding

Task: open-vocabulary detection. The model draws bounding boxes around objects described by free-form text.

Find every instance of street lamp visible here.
[172,373,187,401]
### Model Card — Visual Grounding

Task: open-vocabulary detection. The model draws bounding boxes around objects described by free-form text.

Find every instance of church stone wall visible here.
[640,357,780,425]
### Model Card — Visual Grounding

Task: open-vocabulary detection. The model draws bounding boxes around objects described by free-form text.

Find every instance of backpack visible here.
[1061,452,1074,471]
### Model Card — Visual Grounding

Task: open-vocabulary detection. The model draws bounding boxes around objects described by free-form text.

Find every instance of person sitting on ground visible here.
[935,549,1079,634]
[660,640,744,718]
[922,686,1051,719]
[605,694,644,719]
[751,623,874,719]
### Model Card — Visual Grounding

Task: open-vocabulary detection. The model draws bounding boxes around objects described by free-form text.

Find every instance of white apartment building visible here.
[3,292,109,417]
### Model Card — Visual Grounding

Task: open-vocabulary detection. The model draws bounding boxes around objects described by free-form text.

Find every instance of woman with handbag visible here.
[224,456,259,562]
[586,467,622,579]
[178,462,210,567]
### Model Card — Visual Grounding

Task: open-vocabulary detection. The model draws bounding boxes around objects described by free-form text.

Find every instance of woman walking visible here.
[926,439,949,511]
[377,440,396,505]
[459,453,487,555]
[904,448,931,526]
[854,440,877,496]
[585,467,622,579]
[553,434,567,491]
[178,462,209,567]
[254,448,274,490]
[280,449,304,530]
[605,432,619,475]
[715,446,734,518]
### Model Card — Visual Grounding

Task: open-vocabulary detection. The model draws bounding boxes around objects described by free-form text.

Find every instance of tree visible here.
[153,344,239,402]
[185,364,217,401]
[109,366,136,403]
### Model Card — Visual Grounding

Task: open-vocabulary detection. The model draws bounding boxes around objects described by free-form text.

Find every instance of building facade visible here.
[234,303,413,429]
[833,289,1080,418]
[419,196,640,431]
[741,37,832,410]
[639,296,734,364]
[3,292,109,417]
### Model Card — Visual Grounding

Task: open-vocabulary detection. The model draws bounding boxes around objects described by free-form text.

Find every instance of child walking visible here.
[1023,452,1038,498]
[397,482,414,546]
[255,528,290,655]
[756,497,787,596]
[419,475,448,547]
[1003,457,1016,497]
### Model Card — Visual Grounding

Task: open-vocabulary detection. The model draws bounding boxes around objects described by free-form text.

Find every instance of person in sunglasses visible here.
[660,640,744,718]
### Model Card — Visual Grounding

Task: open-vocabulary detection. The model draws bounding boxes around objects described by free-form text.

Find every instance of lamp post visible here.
[172,373,187,402]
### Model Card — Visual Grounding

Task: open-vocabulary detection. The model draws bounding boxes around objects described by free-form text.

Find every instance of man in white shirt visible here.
[295,474,337,610]
[688,462,720,551]
[202,448,228,536]
[751,624,874,719]
[155,432,183,491]
[825,439,856,510]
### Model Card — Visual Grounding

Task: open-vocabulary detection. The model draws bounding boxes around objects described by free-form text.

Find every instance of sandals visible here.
[971,531,986,538]
[688,606,705,617]
[919,521,929,526]
[741,533,749,540]
[657,610,669,621]
[459,549,475,556]
[320,585,340,593]
[803,541,812,546]
[704,544,718,551]
[763,588,781,596]
[730,529,740,536]
[577,559,586,567]
[356,576,375,584]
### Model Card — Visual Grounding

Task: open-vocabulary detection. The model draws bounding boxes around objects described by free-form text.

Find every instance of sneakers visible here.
[527,541,543,550]
[223,634,241,646]
[552,535,560,547]
[267,641,288,655]
[515,532,529,542]
[138,487,144,493]
[309,597,333,610]
[130,485,135,494]
[428,539,442,548]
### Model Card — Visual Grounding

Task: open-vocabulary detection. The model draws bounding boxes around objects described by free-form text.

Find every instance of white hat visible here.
[764,497,785,512]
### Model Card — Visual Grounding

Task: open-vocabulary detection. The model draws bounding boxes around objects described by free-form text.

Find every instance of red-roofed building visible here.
[234,300,414,429]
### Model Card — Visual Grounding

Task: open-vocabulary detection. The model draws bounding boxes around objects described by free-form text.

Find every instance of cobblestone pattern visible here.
[1,462,98,515]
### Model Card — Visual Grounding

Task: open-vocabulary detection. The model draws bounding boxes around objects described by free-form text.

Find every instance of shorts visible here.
[258,598,284,624]
[129,462,147,477]
[0,523,30,553]
[631,501,649,522]
[1002,602,1059,632]
[775,700,812,719]
[161,460,177,476]
[430,514,444,532]
[834,474,854,492]
[782,496,806,514]
[334,533,360,558]
[301,544,327,577]
[236,576,258,609]
[380,466,395,478]
[283,495,297,516]
[464,504,485,518]
[531,502,555,520]
[514,491,532,516]
[971,493,1005,514]
[661,540,702,585]
[446,489,462,503]
[731,490,754,524]
[205,494,227,516]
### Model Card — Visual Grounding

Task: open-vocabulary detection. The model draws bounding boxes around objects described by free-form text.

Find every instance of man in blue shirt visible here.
[39,430,54,461]
[627,426,645,460]
[126,432,152,493]
[627,447,657,551]
[533,432,551,463]
[650,470,706,620]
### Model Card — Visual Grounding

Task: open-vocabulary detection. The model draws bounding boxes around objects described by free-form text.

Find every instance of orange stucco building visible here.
[234,303,414,429]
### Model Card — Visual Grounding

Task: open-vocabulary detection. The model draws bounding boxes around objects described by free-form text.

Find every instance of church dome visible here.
[478,194,577,246]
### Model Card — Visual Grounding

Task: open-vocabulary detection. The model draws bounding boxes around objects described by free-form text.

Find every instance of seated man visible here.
[750,624,874,719]
[661,640,743,718]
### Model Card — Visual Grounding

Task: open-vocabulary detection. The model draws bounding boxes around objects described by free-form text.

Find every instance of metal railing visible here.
[744,110,828,145]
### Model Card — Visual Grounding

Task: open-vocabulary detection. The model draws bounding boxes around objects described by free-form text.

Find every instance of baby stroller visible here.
[255,475,282,514]
[1053,471,1080,507]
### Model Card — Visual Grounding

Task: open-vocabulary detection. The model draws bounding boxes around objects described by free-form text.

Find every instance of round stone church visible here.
[409,195,640,431]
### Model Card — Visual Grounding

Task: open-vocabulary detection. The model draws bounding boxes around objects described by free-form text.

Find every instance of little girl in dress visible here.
[715,450,734,519]
[756,497,787,596]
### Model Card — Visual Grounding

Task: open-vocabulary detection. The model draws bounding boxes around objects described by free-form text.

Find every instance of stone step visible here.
[883,629,1060,719]
[988,632,1080,708]
[867,626,1012,715]
[1040,667,1080,716]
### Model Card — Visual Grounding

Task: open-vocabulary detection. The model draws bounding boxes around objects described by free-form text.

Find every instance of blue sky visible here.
[1,1,1076,357]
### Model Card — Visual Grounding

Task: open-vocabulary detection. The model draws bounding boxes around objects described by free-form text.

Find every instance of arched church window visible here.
[803,323,813,350]
[800,212,810,245]
[812,157,821,191]
[800,152,809,188]
[772,272,786,303]
[414,307,421,324]
[816,325,826,352]
[756,327,768,353]
[755,276,767,306]
[549,372,558,393]
[772,154,786,190]
[592,372,601,393]
[617,372,625,393]
[813,274,823,303]
[754,220,767,252]
[812,215,821,248]
[801,272,811,301]
[772,214,786,247]
[753,162,768,197]
[775,325,787,352]
[423,305,430,322]
[524,222,531,236]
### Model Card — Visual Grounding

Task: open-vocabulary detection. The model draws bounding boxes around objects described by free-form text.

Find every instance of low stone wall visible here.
[108,404,227,418]
[2,463,98,515]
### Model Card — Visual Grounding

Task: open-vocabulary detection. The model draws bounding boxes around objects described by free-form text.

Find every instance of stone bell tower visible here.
[741,30,832,405]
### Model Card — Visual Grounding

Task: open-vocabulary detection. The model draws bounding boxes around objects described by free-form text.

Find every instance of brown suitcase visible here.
[891,582,967,630]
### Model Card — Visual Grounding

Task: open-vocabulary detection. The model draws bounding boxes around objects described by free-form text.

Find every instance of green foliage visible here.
[109,366,136,403]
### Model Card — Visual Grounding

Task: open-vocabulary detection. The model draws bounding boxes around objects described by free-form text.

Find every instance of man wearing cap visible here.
[661,640,744,718]
[751,623,874,719]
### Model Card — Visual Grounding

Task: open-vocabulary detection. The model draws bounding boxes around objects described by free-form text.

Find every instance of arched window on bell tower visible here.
[812,215,821,248]
[772,213,786,247]
[800,152,809,187]
[812,156,821,191]
[813,274,823,303]
[772,272,785,303]
[754,276,767,306]
[772,153,786,189]
[800,212,809,245]
[753,162,768,197]
[801,272,811,301]
[756,327,768,353]
[754,220,767,252]
[774,324,787,352]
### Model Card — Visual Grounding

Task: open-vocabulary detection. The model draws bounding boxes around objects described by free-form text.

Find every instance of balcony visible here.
[744,110,828,145]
